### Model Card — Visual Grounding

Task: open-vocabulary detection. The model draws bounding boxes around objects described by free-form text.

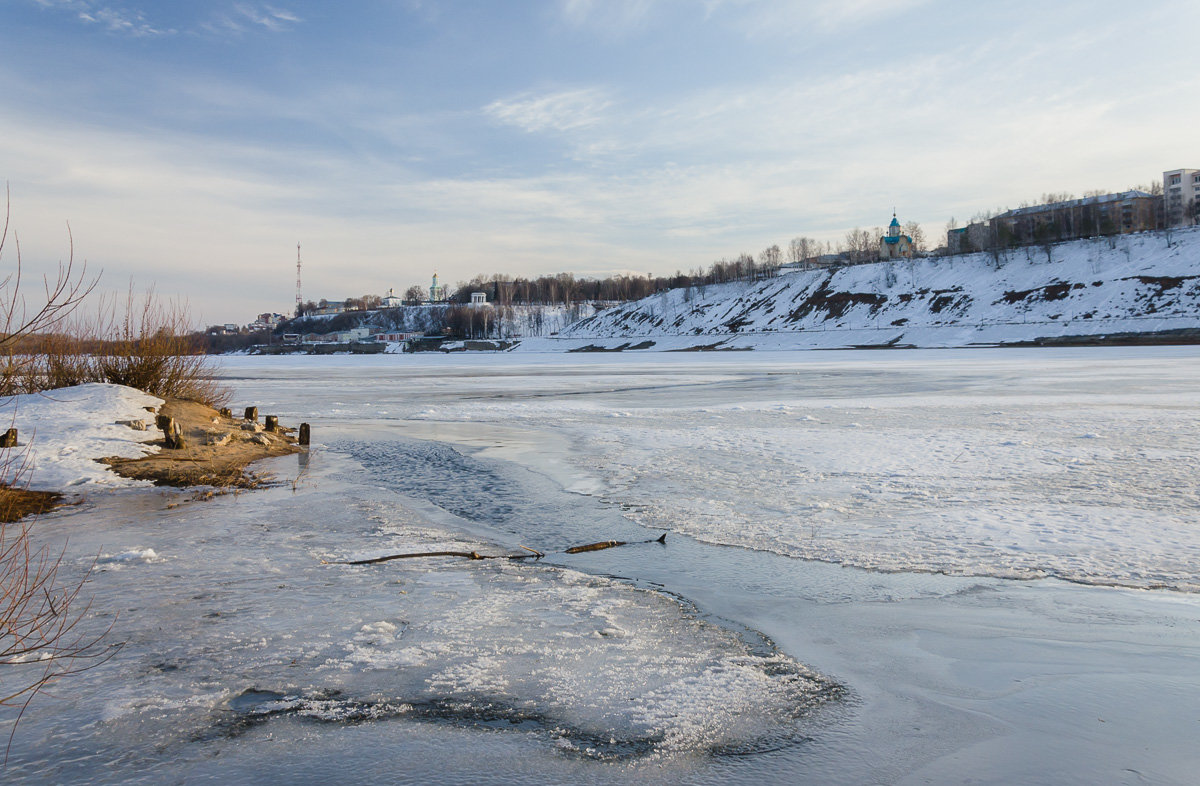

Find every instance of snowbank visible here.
[0,383,163,491]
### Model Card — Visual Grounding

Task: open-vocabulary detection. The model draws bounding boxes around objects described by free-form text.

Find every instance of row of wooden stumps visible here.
[232,407,311,445]
[325,533,668,566]
[149,406,312,449]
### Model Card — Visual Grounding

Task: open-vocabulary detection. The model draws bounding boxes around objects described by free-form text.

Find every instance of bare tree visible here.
[403,285,425,303]
[903,221,926,254]
[787,236,818,266]
[843,227,874,264]
[757,245,782,278]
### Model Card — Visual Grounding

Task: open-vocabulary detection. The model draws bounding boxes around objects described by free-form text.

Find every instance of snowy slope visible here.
[547,228,1200,350]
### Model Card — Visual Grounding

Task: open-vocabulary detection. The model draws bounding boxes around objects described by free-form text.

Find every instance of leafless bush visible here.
[89,287,229,407]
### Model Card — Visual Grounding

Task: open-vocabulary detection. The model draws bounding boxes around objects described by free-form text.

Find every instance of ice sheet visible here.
[223,349,1200,591]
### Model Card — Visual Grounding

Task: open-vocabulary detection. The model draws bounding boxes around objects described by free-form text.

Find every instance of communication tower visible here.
[296,242,302,309]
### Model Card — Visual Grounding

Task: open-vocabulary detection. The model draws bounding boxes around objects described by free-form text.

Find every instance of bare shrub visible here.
[89,287,229,407]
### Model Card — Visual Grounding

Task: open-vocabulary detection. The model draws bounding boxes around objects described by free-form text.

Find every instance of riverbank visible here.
[0,384,302,515]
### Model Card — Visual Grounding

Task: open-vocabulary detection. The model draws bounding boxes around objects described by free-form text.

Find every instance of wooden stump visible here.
[264,415,279,432]
[299,423,310,446]
[244,406,258,422]
[161,418,187,449]
[155,414,172,431]
[0,428,17,448]
[219,407,232,418]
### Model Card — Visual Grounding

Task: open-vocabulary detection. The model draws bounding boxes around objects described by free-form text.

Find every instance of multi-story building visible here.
[1164,168,1200,226]
[991,190,1158,246]
[946,222,992,255]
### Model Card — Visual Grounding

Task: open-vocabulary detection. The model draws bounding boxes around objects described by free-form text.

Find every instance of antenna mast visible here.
[295,242,302,309]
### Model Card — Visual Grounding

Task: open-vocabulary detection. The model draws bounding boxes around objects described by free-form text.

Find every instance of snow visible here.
[0,383,163,491]
[548,228,1200,350]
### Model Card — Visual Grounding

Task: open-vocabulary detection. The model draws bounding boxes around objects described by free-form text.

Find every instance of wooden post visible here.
[298,423,310,446]
[244,406,258,422]
[264,415,278,432]
[160,418,187,449]
[0,428,17,448]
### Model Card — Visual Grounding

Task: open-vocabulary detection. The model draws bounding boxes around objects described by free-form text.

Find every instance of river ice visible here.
[3,347,1200,784]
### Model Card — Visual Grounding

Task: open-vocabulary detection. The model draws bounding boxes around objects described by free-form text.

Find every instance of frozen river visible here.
[4,348,1200,784]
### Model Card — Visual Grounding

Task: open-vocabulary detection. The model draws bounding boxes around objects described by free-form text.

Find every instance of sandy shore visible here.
[101,398,301,488]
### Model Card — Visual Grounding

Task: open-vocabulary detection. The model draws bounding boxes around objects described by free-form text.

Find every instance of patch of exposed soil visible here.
[0,486,64,522]
[101,399,301,488]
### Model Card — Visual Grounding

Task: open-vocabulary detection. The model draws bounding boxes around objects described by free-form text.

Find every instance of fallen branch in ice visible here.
[328,550,491,565]
[565,534,667,554]
[325,534,665,566]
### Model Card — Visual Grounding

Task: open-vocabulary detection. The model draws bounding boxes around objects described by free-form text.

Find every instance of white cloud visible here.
[556,0,934,38]
[34,0,174,36]
[234,3,301,31]
[484,88,615,134]
[558,0,660,31]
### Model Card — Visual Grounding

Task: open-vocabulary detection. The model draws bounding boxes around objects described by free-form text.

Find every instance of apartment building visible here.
[1164,168,1200,226]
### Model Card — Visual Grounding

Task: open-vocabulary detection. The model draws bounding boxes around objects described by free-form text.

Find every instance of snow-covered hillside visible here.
[543,228,1200,350]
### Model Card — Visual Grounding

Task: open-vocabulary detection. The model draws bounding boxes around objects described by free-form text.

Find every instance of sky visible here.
[2,0,1198,324]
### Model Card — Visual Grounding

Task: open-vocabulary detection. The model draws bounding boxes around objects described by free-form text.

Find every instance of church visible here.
[879,214,914,260]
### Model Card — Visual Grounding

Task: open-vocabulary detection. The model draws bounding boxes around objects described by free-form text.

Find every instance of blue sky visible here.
[2,0,1197,323]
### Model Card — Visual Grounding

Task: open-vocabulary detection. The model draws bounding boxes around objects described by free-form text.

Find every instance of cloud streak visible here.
[34,0,174,36]
[484,88,615,134]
